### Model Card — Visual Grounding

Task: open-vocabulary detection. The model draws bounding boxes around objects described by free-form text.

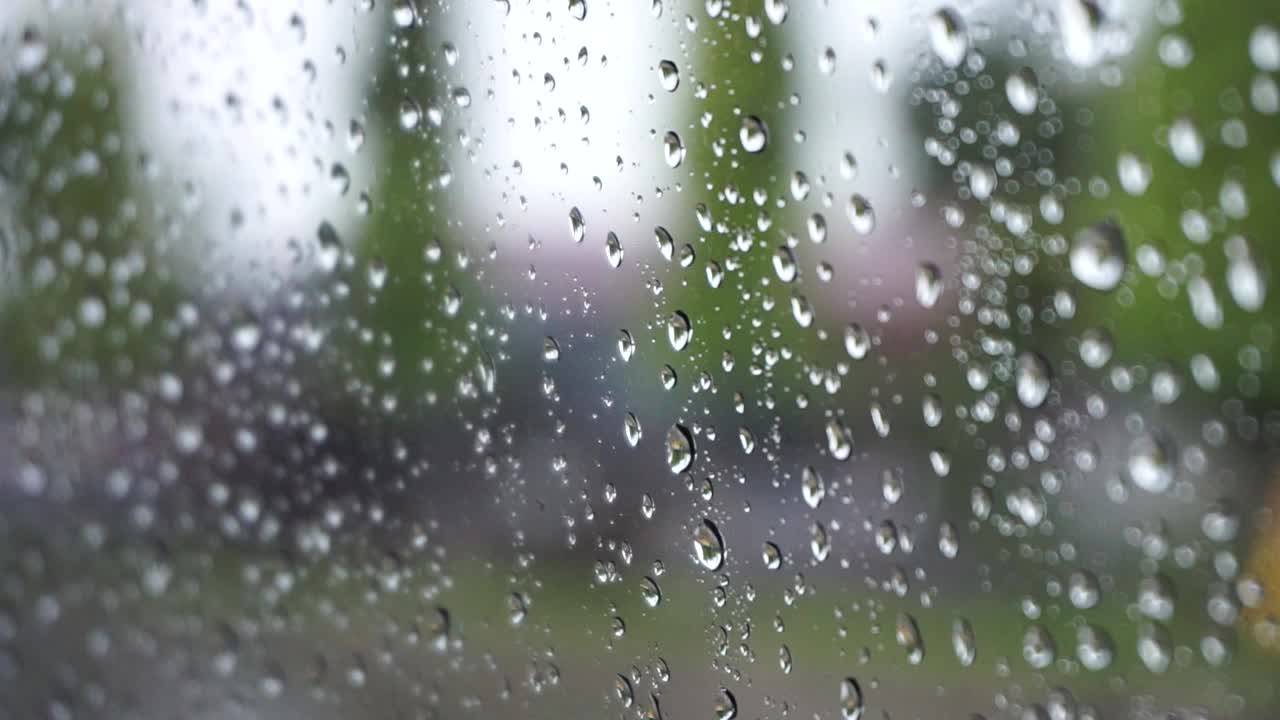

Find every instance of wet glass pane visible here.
[1,1,1278,718]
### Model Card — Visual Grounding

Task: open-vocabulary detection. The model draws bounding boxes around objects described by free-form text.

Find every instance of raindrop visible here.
[668,310,692,351]
[1068,570,1100,609]
[801,466,825,509]
[839,678,864,720]
[713,688,738,720]
[641,576,662,608]
[1169,118,1204,167]
[773,246,798,283]
[1076,625,1114,671]
[543,336,561,363]
[952,618,976,666]
[1022,625,1057,669]
[1117,151,1152,195]
[1006,66,1039,115]
[618,329,637,361]
[1128,433,1175,493]
[810,522,831,562]
[825,418,853,461]
[1059,0,1104,67]
[847,194,876,234]
[895,613,925,664]
[592,232,626,271]
[1069,221,1127,291]
[654,227,675,261]
[762,542,783,570]
[663,131,686,168]
[658,60,680,91]
[1015,352,1052,408]
[624,412,643,447]
[928,8,969,68]
[915,262,943,308]
[740,116,769,153]
[666,424,695,473]
[1137,623,1172,673]
[844,324,871,359]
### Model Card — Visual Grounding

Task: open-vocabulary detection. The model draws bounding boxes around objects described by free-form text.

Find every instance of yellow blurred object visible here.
[1243,475,1280,651]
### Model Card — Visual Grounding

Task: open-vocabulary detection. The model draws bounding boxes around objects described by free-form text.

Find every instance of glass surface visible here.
[1,1,1278,718]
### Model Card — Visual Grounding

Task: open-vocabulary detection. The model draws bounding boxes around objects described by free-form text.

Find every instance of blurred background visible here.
[0,0,1278,718]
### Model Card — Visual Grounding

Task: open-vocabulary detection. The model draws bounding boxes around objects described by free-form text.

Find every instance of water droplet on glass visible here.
[1006,66,1039,115]
[847,194,876,235]
[1117,151,1152,195]
[658,59,680,91]
[952,618,976,666]
[663,131,686,168]
[739,116,769,153]
[773,246,798,283]
[1068,570,1100,609]
[1128,432,1175,493]
[844,323,871,359]
[606,231,625,268]
[655,226,675,261]
[1022,625,1057,669]
[915,262,943,308]
[641,576,662,608]
[666,424,695,473]
[624,412,643,447]
[1137,623,1172,673]
[1069,221,1127,291]
[895,613,925,664]
[1015,352,1052,408]
[1169,117,1204,167]
[809,521,831,562]
[543,336,561,363]
[839,677,864,720]
[1076,625,1114,671]
[762,542,783,570]
[668,310,692,351]
[826,418,853,461]
[713,688,737,720]
[1059,0,1104,67]
[928,8,969,68]
[618,329,636,362]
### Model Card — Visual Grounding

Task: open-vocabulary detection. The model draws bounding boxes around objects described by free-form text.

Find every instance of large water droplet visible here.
[826,418,853,461]
[640,576,662,608]
[668,310,692,351]
[952,618,976,666]
[915,262,943,308]
[739,116,769,153]
[666,424,695,473]
[839,678,864,720]
[624,412,643,447]
[847,194,876,235]
[1015,352,1052,408]
[658,59,680,91]
[1070,221,1127,291]
[663,131,686,168]
[801,466,825,509]
[928,8,969,68]
[762,542,782,570]
[1006,66,1039,114]
[713,688,737,720]
[1128,432,1175,493]
[1022,625,1057,669]
[844,323,871,359]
